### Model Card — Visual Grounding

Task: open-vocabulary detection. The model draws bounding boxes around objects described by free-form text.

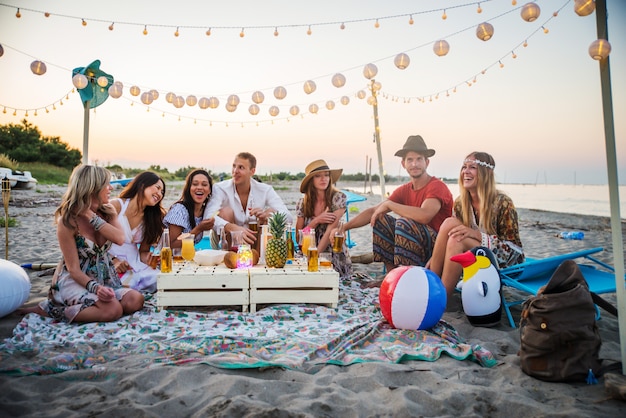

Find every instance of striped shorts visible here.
[372,214,437,268]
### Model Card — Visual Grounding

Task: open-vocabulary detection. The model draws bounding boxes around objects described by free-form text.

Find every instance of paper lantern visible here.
[394,53,410,70]
[226,103,237,112]
[589,39,611,60]
[72,73,88,89]
[367,96,376,106]
[198,97,210,109]
[130,85,140,96]
[356,90,366,99]
[165,92,176,103]
[173,96,184,108]
[269,106,279,116]
[150,89,159,100]
[289,105,299,116]
[303,80,316,94]
[252,91,265,104]
[433,40,450,57]
[574,0,595,16]
[208,97,220,108]
[520,3,541,22]
[476,22,494,41]
[227,94,240,106]
[340,96,350,105]
[140,92,153,105]
[379,266,446,330]
[331,73,346,88]
[363,63,378,79]
[273,86,287,100]
[186,95,197,106]
[96,75,109,87]
[325,100,335,110]
[30,60,47,75]
[309,104,319,114]
[108,82,123,98]
[248,104,260,115]
[0,259,31,318]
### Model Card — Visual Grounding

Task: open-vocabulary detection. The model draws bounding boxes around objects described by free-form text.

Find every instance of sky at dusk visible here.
[0,0,624,185]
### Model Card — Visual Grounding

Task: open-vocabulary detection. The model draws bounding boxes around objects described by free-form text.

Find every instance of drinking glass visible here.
[319,252,332,268]
[181,234,196,263]
[230,231,244,253]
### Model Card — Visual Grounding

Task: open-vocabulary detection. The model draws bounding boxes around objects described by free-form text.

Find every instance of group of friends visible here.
[24,134,525,325]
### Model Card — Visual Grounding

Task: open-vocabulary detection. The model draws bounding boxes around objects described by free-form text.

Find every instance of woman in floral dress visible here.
[35,165,144,323]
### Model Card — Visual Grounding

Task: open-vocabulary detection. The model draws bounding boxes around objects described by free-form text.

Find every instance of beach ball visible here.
[379,266,446,330]
[0,259,31,318]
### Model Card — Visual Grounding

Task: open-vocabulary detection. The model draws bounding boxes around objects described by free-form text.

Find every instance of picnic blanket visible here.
[0,278,496,376]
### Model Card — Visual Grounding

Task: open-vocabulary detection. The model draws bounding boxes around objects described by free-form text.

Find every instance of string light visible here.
[240,28,245,38]
[174,27,179,37]
[306,25,312,35]
[143,25,148,35]
[477,3,482,14]
[408,15,414,25]
[542,26,549,34]
[499,60,504,68]
[274,27,279,36]
[340,23,345,30]
[44,12,50,18]
[374,19,380,28]
[511,51,517,59]
[109,22,114,30]
[15,8,20,18]
[206,28,211,36]
[442,9,447,20]
[81,19,87,27]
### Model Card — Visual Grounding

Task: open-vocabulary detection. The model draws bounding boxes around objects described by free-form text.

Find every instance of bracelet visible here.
[89,214,107,231]
[86,280,100,294]
[481,232,490,248]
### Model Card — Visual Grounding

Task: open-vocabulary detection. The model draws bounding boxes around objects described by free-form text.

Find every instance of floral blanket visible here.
[0,278,496,376]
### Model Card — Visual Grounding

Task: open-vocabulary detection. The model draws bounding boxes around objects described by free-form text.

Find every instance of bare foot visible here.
[16,305,48,317]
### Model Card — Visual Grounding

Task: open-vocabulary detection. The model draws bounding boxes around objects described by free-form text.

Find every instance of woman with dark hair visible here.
[427,152,524,299]
[163,169,215,248]
[109,171,166,293]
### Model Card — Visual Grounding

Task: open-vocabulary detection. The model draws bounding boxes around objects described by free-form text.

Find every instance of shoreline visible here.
[1,181,625,416]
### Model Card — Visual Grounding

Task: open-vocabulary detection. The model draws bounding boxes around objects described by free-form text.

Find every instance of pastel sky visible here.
[0,0,624,185]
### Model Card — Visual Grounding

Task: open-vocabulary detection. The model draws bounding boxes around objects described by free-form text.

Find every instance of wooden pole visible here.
[363,155,368,193]
[370,79,386,201]
[82,101,90,165]
[2,176,10,259]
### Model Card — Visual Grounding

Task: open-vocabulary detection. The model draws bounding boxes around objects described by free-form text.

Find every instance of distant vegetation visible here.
[0,120,456,186]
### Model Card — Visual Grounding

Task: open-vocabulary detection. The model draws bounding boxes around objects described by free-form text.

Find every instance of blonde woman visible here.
[427,152,524,299]
[32,165,144,323]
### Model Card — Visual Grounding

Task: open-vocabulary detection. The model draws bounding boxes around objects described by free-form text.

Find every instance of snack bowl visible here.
[194,249,228,266]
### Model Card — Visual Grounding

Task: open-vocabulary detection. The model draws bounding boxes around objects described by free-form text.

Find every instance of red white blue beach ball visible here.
[379,266,447,330]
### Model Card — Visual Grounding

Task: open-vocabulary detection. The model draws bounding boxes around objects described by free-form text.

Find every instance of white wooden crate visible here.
[157,265,249,312]
[249,265,339,313]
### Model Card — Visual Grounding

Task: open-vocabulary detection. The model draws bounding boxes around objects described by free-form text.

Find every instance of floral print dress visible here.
[295,191,352,278]
[39,234,133,323]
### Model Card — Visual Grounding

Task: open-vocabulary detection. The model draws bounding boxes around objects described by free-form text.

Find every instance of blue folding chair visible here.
[499,247,619,327]
[341,190,367,248]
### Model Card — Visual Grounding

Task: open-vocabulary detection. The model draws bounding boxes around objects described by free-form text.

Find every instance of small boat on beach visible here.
[0,167,18,188]
[0,167,38,190]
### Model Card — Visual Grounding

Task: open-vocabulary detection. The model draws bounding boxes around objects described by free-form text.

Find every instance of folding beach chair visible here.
[341,190,367,248]
[499,247,619,327]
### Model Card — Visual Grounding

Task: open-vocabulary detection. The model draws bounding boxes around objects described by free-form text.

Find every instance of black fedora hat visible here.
[394,135,435,158]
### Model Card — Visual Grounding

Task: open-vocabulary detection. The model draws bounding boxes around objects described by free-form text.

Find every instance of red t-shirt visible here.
[388,177,453,231]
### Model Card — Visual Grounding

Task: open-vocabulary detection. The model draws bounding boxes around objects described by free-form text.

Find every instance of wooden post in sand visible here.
[2,176,10,259]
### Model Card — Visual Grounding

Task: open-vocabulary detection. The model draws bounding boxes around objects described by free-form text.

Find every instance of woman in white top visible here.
[109,171,166,293]
[163,169,215,248]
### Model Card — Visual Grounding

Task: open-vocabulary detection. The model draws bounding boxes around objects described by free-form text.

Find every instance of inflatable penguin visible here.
[450,246,502,327]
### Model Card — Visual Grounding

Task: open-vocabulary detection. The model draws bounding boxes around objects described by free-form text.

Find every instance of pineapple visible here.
[265,212,288,268]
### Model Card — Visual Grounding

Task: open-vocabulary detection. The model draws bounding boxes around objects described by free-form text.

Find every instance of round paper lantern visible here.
[30,60,47,75]
[356,90,366,99]
[521,2,541,22]
[309,104,319,114]
[72,73,88,89]
[173,95,185,108]
[108,82,123,98]
[248,104,260,115]
[325,100,335,110]
[340,96,350,105]
[273,86,287,100]
[165,92,176,103]
[476,22,494,41]
[130,85,141,96]
[227,94,240,107]
[198,97,210,109]
[331,73,346,88]
[589,39,611,60]
[96,75,109,87]
[303,80,316,94]
[208,97,220,108]
[363,63,378,79]
[225,103,237,112]
[186,95,197,106]
[269,106,279,116]
[574,0,595,16]
[252,91,265,104]
[0,259,31,318]
[433,40,450,57]
[150,89,159,100]
[394,53,410,70]
[289,105,300,116]
[140,92,153,105]
[379,266,446,330]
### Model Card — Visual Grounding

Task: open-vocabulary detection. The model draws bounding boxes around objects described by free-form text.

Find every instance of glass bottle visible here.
[286,223,295,261]
[160,228,173,273]
[306,230,318,272]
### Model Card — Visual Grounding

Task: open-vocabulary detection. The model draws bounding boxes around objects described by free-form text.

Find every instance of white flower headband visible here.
[464,158,494,170]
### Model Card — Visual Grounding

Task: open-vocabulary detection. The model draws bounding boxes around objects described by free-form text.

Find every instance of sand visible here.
[0,180,625,417]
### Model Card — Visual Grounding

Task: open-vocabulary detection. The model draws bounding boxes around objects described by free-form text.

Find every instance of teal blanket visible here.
[0,278,496,376]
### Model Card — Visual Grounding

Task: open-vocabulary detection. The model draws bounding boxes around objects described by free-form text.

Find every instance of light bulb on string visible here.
[442,10,447,20]
[523,40,528,47]
[15,8,21,18]
[240,28,245,38]
[12,110,16,116]
[553,11,559,17]
[374,19,379,28]
[408,15,414,25]
[307,25,312,35]
[44,12,50,17]
[81,19,87,27]
[206,28,211,36]
[143,25,148,35]
[542,26,549,34]
[340,23,345,30]
[512,0,517,5]
[512,51,517,59]
[109,22,114,30]
[499,61,504,68]
[174,27,179,37]
[45,107,49,113]
[477,3,482,13]
[24,111,28,117]
[274,27,279,36]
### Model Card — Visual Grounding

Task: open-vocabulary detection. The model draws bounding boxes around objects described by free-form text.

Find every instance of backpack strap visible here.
[591,292,618,317]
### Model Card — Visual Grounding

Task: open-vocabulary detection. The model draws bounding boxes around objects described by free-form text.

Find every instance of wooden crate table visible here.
[248,264,339,314]
[157,264,250,312]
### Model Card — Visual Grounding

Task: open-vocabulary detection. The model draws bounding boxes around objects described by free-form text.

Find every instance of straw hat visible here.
[300,159,343,193]
[394,135,436,158]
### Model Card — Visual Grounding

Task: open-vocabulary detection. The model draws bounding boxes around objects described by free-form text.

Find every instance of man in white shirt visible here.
[204,152,293,246]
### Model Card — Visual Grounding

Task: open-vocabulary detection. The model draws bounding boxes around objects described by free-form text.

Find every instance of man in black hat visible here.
[341,135,453,278]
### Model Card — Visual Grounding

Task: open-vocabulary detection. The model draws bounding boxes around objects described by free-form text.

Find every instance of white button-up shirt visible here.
[203,178,293,231]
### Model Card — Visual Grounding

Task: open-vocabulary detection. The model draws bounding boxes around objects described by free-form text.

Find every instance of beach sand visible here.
[1,180,625,417]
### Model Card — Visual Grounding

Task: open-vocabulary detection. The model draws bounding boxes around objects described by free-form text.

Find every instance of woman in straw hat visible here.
[296,159,352,278]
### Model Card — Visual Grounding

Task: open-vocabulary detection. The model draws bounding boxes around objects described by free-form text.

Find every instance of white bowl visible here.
[194,249,228,266]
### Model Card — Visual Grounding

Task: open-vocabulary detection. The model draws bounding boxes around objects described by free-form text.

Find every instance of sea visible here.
[346,183,626,220]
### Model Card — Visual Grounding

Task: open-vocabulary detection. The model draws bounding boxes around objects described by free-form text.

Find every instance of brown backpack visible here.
[519,260,602,382]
